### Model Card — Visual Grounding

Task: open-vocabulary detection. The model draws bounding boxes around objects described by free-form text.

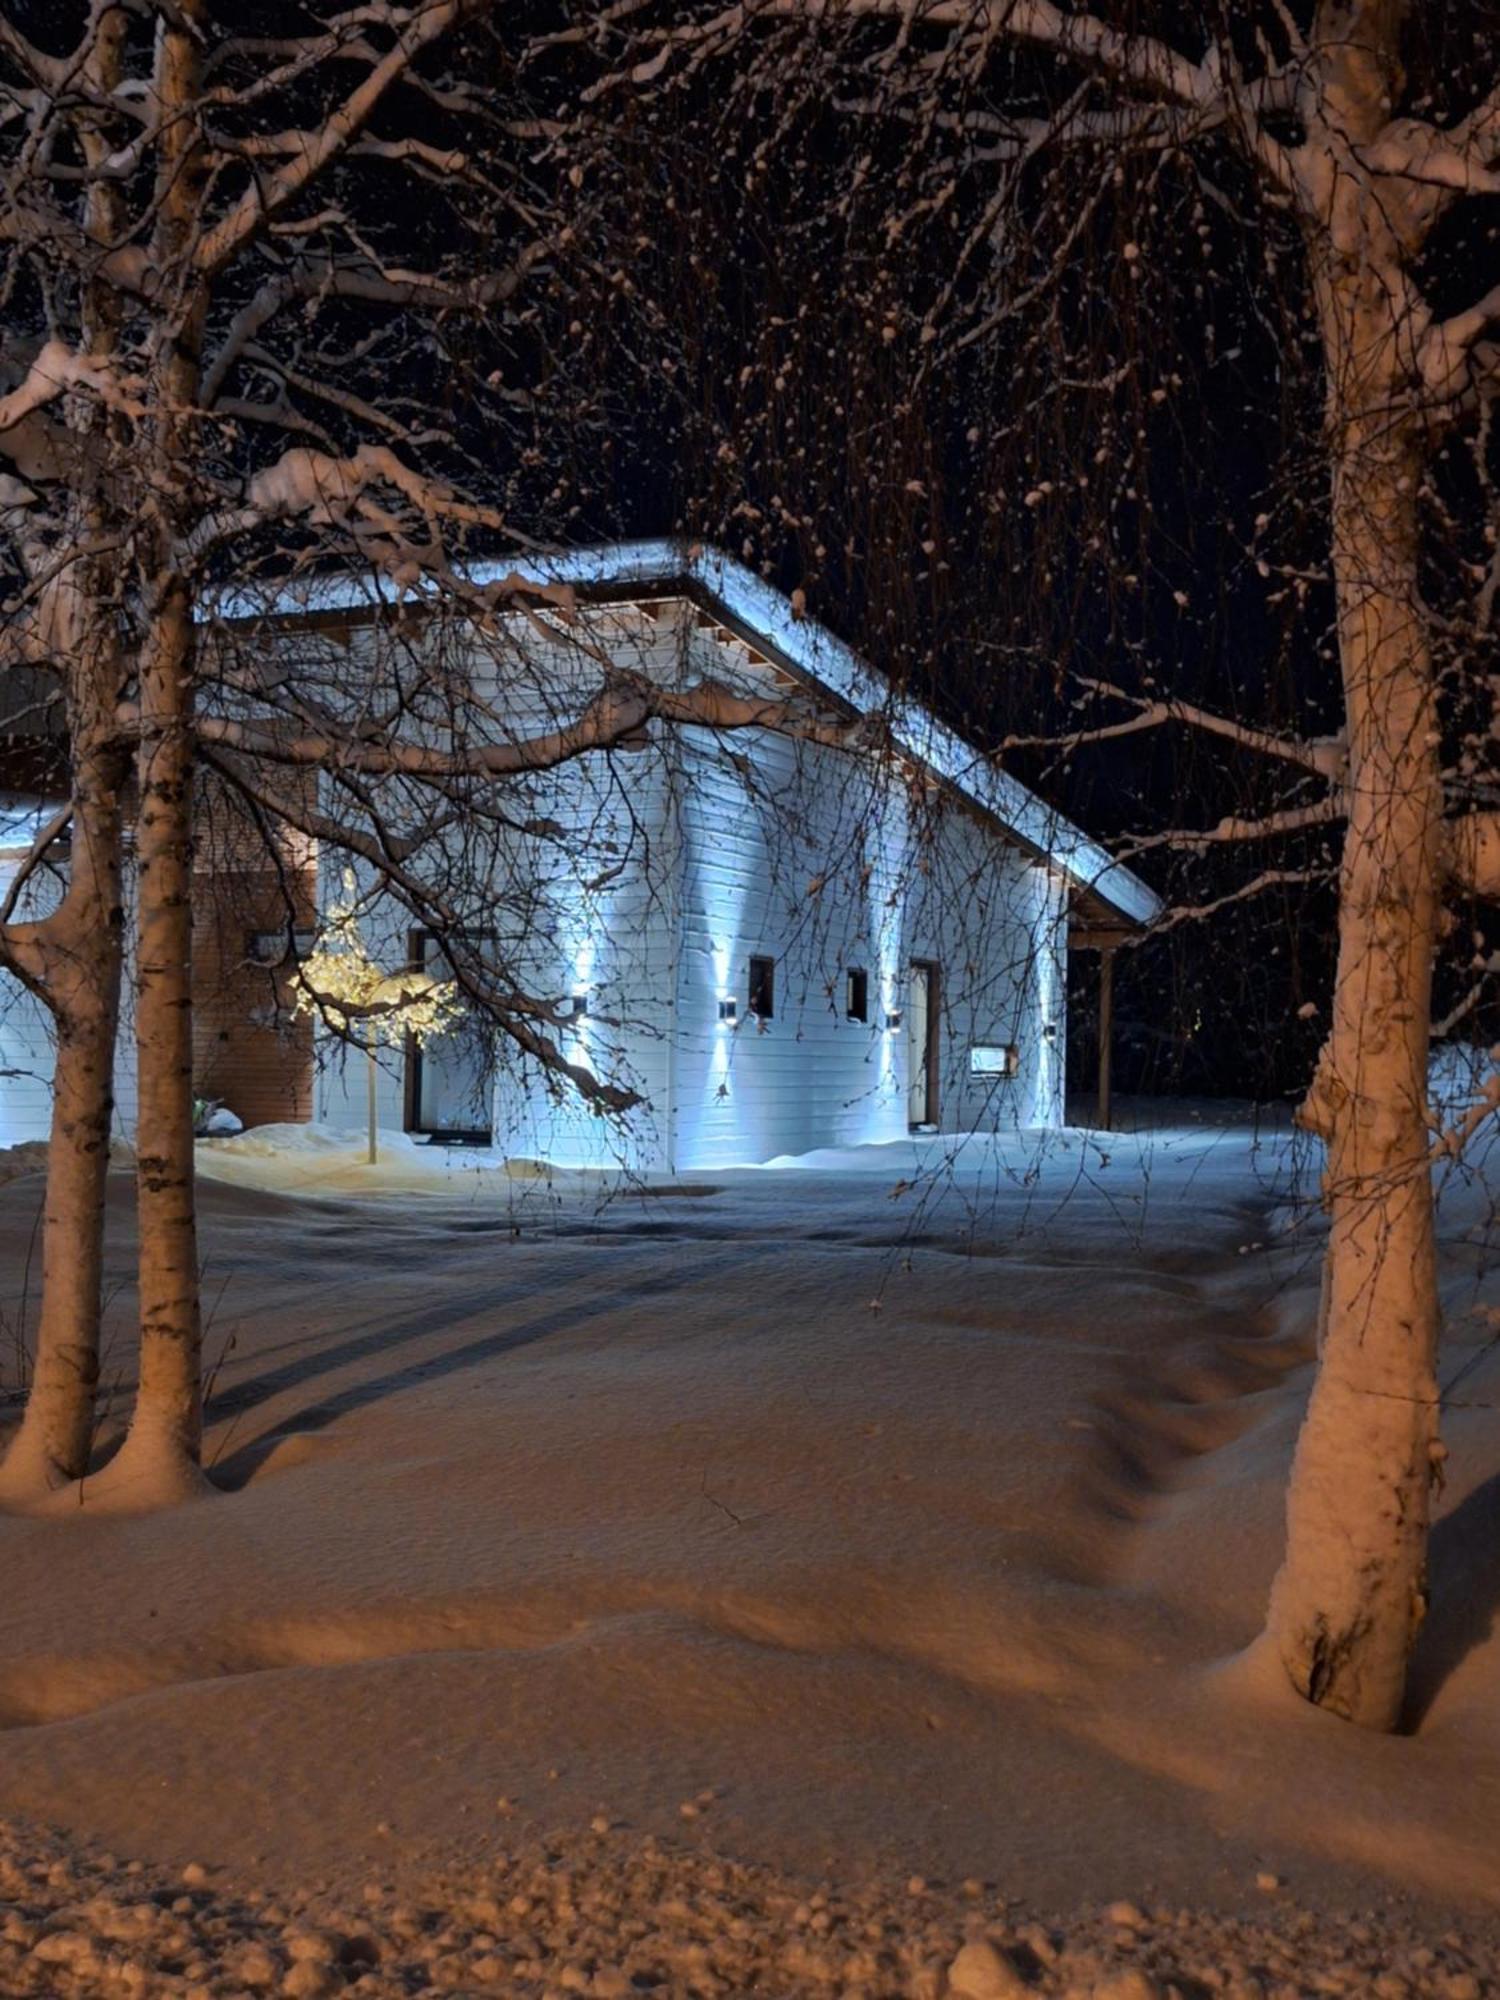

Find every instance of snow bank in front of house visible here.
[196,1121,578,1198]
[197,1106,1314,1215]
[0,1141,47,1191]
[759,1109,1293,1175]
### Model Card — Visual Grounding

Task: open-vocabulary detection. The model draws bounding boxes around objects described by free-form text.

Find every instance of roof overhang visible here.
[218,538,1162,931]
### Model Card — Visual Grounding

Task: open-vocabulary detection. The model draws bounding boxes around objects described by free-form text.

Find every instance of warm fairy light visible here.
[293,875,462,1053]
[294,875,464,1164]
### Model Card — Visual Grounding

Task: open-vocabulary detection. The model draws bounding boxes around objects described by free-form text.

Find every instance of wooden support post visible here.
[1097,947,1115,1133]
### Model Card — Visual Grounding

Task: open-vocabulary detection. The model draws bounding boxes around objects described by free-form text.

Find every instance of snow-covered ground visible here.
[2,1107,1500,1996]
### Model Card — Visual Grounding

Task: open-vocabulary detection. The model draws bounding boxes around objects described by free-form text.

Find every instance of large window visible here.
[748,955,776,1021]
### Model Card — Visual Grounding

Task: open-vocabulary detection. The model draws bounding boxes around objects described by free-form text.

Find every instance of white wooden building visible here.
[0,543,1157,1167]
[310,543,1158,1168]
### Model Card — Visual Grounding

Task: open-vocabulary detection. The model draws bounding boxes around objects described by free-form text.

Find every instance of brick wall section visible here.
[190,768,316,1129]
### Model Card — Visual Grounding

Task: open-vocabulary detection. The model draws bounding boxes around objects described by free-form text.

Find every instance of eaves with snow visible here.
[226,538,1161,934]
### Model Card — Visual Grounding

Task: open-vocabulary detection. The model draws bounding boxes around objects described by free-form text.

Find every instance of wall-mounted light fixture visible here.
[884,1008,903,1032]
[718,995,738,1023]
[1041,1022,1057,1042]
[248,928,318,967]
[558,990,589,1020]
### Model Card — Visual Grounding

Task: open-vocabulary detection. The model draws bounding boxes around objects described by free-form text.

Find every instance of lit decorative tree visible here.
[294,878,463,1166]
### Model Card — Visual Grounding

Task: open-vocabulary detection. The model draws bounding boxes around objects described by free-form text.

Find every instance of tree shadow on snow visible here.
[1402,1468,1500,1730]
[207,1247,751,1491]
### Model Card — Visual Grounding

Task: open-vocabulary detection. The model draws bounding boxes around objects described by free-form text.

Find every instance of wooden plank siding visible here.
[313,604,686,1164]
[0,590,1068,1165]
[314,595,1068,1170]
[664,619,1067,1169]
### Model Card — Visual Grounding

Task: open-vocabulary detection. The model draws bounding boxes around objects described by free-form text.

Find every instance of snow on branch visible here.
[1067,677,1346,778]
[618,1,1216,111]
[1355,122,1500,199]
[0,533,130,636]
[890,0,1214,107]
[193,0,479,274]
[1445,811,1500,900]
[0,340,143,436]
[1117,798,1345,857]
[1147,866,1326,934]
[190,442,530,556]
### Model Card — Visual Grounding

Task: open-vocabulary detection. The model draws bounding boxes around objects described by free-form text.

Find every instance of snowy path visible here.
[2,1116,1500,1988]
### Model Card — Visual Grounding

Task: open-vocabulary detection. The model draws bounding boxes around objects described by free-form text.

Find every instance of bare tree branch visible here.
[1069,677,1347,778]
[175,672,858,776]
[194,0,485,275]
[618,0,1217,110]
[0,803,72,926]
[1118,798,1345,856]
[1446,810,1500,899]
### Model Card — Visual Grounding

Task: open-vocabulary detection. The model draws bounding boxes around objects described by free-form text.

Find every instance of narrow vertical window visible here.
[845,967,868,1023]
[748,955,775,1020]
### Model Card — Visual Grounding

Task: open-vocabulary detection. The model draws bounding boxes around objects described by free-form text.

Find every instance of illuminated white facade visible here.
[310,547,1157,1171]
[0,545,1155,1165]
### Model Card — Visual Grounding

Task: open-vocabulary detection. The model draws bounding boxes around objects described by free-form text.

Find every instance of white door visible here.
[410,937,493,1139]
[907,961,932,1127]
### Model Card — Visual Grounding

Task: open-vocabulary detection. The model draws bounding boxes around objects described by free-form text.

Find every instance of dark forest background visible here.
[519,4,1500,1107]
[513,15,1340,1106]
[18,0,1500,1106]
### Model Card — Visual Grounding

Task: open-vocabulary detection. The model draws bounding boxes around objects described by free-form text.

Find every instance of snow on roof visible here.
[229,539,1160,929]
[0,795,66,859]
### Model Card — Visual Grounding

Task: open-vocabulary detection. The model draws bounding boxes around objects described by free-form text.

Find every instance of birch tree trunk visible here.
[114,578,204,1488]
[1268,428,1441,1727]
[103,7,207,1497]
[0,9,131,1502]
[0,741,126,1498]
[1266,23,1444,1722]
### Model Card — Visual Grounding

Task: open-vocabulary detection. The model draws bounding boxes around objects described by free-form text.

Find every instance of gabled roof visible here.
[526,542,1159,930]
[236,538,1160,930]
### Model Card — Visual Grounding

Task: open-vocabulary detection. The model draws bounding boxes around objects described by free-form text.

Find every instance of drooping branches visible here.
[0,0,636,1500]
[563,0,1500,1730]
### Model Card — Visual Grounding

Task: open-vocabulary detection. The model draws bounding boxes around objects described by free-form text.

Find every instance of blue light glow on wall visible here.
[1028,867,1067,1129]
[872,791,911,1133]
